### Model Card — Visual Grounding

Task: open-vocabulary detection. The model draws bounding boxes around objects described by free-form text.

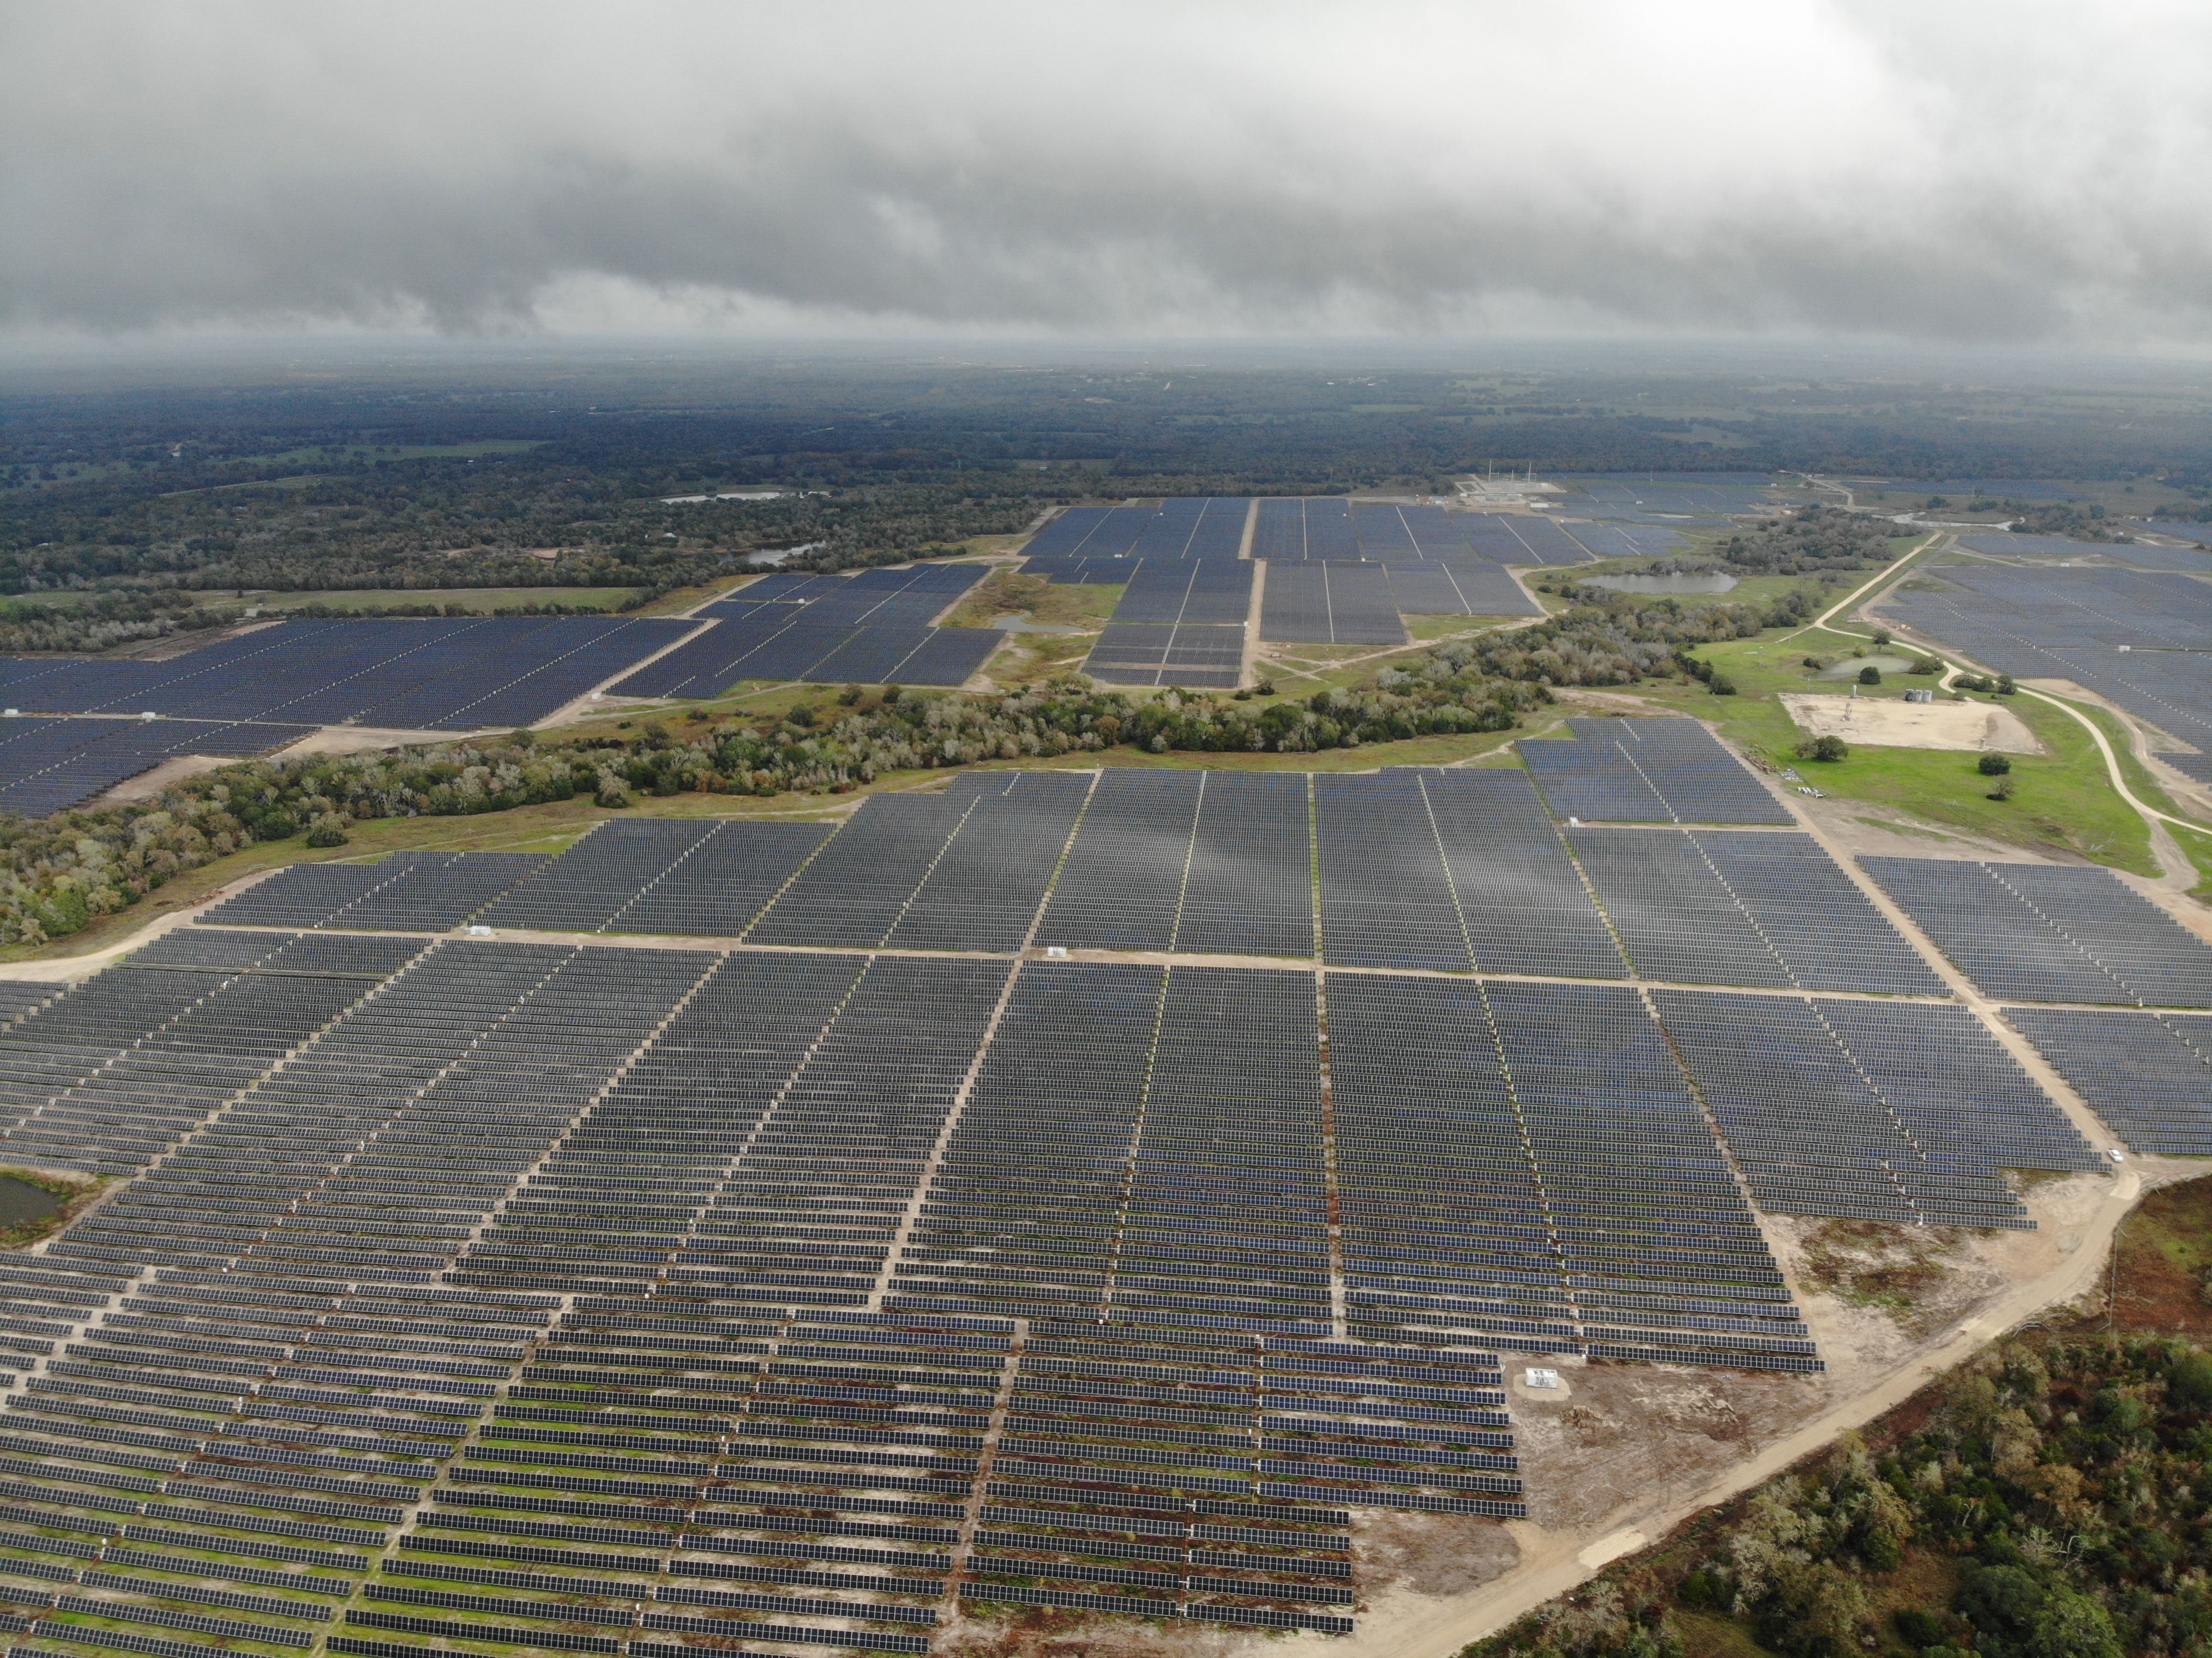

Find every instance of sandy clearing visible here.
[1781,691,2041,753]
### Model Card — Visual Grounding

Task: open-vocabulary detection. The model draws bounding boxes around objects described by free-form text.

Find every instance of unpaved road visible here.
[1351,1166,2154,1658]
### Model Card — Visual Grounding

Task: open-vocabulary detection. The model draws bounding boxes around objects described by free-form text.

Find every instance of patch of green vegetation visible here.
[1796,1217,1975,1337]
[256,586,640,614]
[1632,627,2161,873]
[940,570,1123,630]
[0,1166,102,1248]
[1406,612,1525,641]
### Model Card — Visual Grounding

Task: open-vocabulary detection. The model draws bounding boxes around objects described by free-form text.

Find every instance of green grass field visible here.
[1620,623,2165,873]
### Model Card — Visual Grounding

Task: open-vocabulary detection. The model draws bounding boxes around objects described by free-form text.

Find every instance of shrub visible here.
[2171,1350,2212,1410]
[1988,777,2016,801]
[303,822,350,848]
[1797,735,1849,762]
[1708,673,1737,696]
[1858,665,1882,685]
[1872,628,1893,647]
[1978,753,2012,776]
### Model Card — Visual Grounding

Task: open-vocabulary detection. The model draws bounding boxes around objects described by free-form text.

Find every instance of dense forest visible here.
[1713,504,1896,574]
[1475,1329,2212,1658]
[5,357,2209,606]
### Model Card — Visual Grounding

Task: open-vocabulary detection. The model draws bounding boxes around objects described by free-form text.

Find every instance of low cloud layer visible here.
[5,0,2209,346]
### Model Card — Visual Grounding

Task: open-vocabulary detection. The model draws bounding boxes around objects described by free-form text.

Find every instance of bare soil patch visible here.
[1354,1511,1519,1600]
[1780,690,2041,754]
[939,1611,1262,1658]
[1509,1361,1826,1533]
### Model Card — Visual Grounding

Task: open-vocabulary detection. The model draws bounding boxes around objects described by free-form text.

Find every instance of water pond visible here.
[1585,572,1740,595]
[0,1176,65,1227]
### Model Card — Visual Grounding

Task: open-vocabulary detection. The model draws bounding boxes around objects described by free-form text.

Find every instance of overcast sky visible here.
[4,1,2208,351]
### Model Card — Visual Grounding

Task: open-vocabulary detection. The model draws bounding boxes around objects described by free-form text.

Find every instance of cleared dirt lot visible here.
[1781,690,2041,754]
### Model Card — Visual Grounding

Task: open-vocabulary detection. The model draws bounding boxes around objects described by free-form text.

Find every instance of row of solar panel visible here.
[2,617,690,731]
[1861,856,2212,1009]
[1519,717,1795,824]
[10,934,2114,1242]
[1080,561,1253,687]
[1019,500,1253,562]
[2,941,1525,1643]
[610,566,997,697]
[0,717,312,816]
[193,751,2212,1013]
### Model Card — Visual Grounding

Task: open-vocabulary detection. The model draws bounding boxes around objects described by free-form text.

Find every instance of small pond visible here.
[1586,572,1740,595]
[1817,654,1920,680]
[0,1175,65,1227]
[745,541,822,567]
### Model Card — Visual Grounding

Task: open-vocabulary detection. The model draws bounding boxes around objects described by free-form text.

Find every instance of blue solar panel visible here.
[0,716,316,817]
[0,618,691,732]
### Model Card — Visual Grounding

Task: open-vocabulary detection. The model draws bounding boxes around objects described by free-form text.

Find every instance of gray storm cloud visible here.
[3,0,2209,345]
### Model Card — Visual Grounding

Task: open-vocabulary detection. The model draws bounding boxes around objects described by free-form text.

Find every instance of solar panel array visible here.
[1520,718,1793,825]
[1560,522,1690,560]
[1656,992,2088,1228]
[1253,501,1562,570]
[1956,533,2212,573]
[610,567,996,696]
[1376,558,1538,617]
[1082,562,1252,689]
[0,930,429,1175]
[1031,498,1552,660]
[0,977,55,1026]
[1457,514,1596,567]
[1312,771,1620,976]
[18,729,2184,1654]
[1550,474,1782,524]
[1571,829,1944,994]
[1876,563,2212,758]
[1019,499,1252,566]
[2,617,691,731]
[1259,563,1407,645]
[2001,1007,2212,1155]
[199,854,548,934]
[1860,857,2212,1007]
[2158,751,2212,785]
[0,717,316,818]
[4,939,1408,1647]
[476,821,834,938]
[1248,501,1544,629]
[1329,975,1814,1368]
